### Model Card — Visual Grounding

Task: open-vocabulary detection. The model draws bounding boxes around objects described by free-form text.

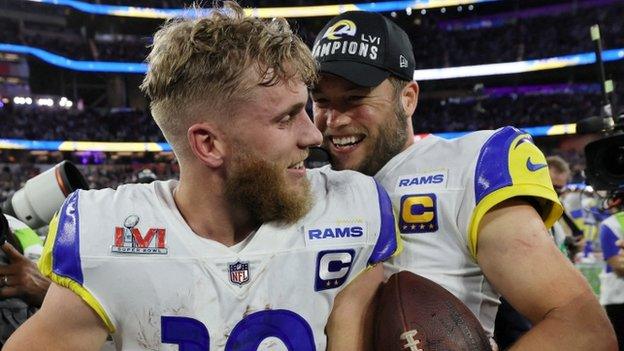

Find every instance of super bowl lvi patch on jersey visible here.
[111,214,168,254]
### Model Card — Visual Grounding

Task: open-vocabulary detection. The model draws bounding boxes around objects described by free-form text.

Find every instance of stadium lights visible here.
[36,98,54,107]
[25,0,500,19]
[12,96,31,105]
[59,97,73,108]
[10,95,73,109]
[2,42,623,79]
[413,48,624,80]
[0,44,147,74]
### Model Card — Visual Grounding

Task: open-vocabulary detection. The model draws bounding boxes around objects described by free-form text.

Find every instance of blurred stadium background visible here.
[0,0,622,202]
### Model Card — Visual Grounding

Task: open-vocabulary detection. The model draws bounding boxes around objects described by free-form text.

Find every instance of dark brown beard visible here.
[356,103,409,176]
[224,148,313,226]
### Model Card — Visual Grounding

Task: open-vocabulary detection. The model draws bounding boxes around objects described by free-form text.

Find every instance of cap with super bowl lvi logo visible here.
[312,11,416,87]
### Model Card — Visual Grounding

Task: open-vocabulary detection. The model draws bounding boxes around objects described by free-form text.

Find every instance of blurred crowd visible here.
[0,107,163,142]
[418,91,602,133]
[1,86,617,141]
[401,1,624,69]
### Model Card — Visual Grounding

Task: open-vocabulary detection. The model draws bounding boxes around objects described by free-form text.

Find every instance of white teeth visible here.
[331,136,361,146]
[289,161,304,169]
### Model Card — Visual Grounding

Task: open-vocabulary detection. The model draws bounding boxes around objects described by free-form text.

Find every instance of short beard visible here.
[224,149,313,226]
[356,102,409,176]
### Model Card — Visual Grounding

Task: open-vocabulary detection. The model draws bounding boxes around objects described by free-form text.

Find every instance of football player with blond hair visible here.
[5,3,399,350]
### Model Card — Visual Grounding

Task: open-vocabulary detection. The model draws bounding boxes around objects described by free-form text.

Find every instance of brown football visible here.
[374,271,491,351]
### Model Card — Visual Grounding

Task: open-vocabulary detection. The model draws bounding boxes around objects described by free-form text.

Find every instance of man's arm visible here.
[4,282,109,351]
[326,264,383,351]
[477,198,617,351]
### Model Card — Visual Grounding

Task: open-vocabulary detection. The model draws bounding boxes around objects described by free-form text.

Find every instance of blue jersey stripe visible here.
[474,127,520,204]
[52,191,84,284]
[600,223,620,274]
[368,181,398,265]
[570,209,583,219]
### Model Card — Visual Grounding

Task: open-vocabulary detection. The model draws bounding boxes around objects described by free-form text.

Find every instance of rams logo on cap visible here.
[322,19,357,40]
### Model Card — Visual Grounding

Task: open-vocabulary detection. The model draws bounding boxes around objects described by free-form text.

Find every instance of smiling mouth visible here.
[330,135,365,150]
[287,160,305,170]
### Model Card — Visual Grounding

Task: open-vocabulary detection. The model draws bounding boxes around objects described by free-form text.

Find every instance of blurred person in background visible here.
[0,213,49,346]
[598,197,624,350]
[547,155,570,198]
[134,168,157,184]
[547,155,585,259]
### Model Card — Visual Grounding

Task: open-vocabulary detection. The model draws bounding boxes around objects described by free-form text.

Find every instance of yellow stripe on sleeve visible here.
[467,184,563,260]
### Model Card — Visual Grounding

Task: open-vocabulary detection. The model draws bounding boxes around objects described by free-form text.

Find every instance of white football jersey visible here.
[598,213,624,306]
[39,168,399,351]
[377,126,561,336]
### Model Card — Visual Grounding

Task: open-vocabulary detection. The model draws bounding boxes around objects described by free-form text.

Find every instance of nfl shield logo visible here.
[229,261,250,286]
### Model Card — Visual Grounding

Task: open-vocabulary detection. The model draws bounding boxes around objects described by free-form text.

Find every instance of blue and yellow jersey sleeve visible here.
[39,191,115,333]
[467,127,563,258]
[367,180,402,266]
[600,224,620,263]
[600,214,624,274]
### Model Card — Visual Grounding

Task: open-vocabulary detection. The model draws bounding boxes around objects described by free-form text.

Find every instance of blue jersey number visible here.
[161,309,316,350]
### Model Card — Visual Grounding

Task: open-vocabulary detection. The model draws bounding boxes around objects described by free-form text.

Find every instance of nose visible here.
[299,111,323,148]
[324,108,351,130]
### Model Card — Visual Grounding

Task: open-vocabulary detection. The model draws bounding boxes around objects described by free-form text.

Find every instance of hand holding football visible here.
[374,271,491,351]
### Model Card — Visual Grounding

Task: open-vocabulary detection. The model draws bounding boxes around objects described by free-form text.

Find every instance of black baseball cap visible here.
[312,11,416,87]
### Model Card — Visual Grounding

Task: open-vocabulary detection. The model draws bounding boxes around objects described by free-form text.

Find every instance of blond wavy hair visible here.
[140,1,317,160]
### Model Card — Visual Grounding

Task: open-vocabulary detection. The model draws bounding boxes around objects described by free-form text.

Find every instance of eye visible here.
[279,114,295,124]
[347,95,365,102]
[312,97,328,105]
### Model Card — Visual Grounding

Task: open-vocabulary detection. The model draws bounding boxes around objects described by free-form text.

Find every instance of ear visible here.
[401,81,419,117]
[187,122,226,168]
